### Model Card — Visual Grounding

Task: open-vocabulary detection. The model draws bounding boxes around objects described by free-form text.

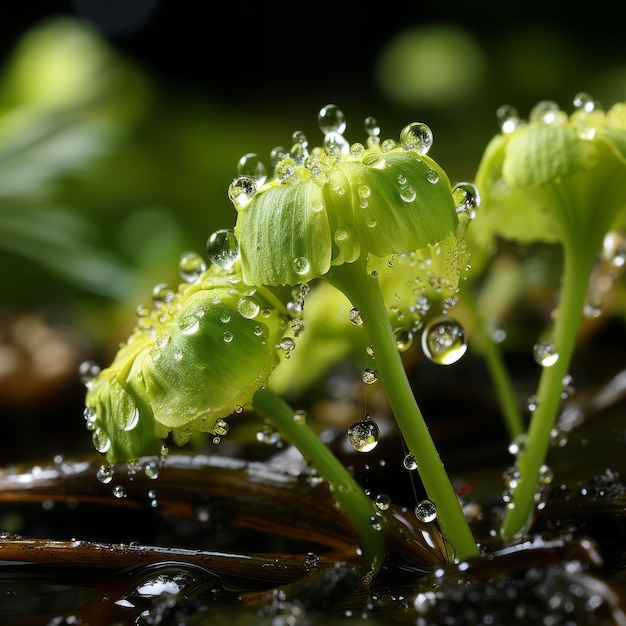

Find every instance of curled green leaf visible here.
[233,106,459,287]
[85,264,288,462]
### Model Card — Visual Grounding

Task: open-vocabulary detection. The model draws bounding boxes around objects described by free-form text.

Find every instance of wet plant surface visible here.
[1,336,625,626]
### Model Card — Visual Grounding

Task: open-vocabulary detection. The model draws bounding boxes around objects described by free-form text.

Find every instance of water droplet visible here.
[361,368,379,385]
[347,417,380,452]
[533,340,559,367]
[496,104,520,133]
[92,428,111,454]
[237,296,260,319]
[452,182,480,220]
[213,418,229,436]
[83,406,97,430]
[364,116,380,138]
[222,331,233,343]
[293,256,310,276]
[228,175,257,209]
[374,493,391,510]
[527,394,539,412]
[403,453,418,471]
[257,424,281,445]
[573,92,596,113]
[426,168,439,184]
[237,152,267,185]
[278,337,296,352]
[362,153,386,169]
[135,304,150,318]
[96,464,114,484]
[144,460,160,479]
[399,183,416,203]
[152,283,175,308]
[179,251,206,283]
[323,131,349,156]
[178,312,201,335]
[78,360,101,387]
[561,374,575,399]
[399,122,433,155]
[206,229,239,270]
[529,100,565,125]
[318,104,346,135]
[414,499,437,523]
[395,328,415,352]
[421,316,468,365]
[113,485,127,499]
[349,307,363,326]
[508,434,528,456]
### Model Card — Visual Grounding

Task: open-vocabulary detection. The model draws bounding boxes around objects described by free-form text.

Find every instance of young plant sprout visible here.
[474,95,626,539]
[83,256,385,579]
[231,104,479,560]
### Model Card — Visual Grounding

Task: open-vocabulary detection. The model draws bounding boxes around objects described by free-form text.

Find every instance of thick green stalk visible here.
[252,386,386,579]
[462,287,525,441]
[500,243,596,539]
[325,259,478,561]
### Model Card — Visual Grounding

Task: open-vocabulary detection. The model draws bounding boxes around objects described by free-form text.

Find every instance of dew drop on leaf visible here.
[206,229,239,270]
[399,122,433,155]
[237,152,267,186]
[179,251,207,283]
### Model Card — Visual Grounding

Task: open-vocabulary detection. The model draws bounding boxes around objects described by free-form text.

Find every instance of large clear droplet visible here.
[179,251,206,283]
[237,296,260,319]
[421,316,468,365]
[452,182,480,220]
[206,229,239,270]
[414,499,437,523]
[395,328,415,352]
[347,417,380,452]
[237,152,267,186]
[318,104,346,135]
[532,340,559,367]
[228,175,257,209]
[399,122,433,155]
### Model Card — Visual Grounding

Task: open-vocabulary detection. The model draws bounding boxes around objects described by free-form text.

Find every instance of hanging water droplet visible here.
[213,418,229,436]
[349,307,363,326]
[452,182,480,220]
[318,104,346,135]
[394,327,415,352]
[179,251,206,283]
[278,337,296,352]
[508,434,528,456]
[347,417,380,452]
[361,368,379,385]
[144,460,160,479]
[365,345,375,357]
[92,428,111,454]
[237,152,267,186]
[403,453,418,471]
[399,122,433,155]
[206,229,239,270]
[414,499,437,523]
[532,340,559,367]
[527,394,539,412]
[83,406,97,430]
[323,131,349,156]
[228,175,257,209]
[561,374,575,399]
[78,360,101,387]
[368,495,388,514]
[238,296,260,319]
[421,316,468,365]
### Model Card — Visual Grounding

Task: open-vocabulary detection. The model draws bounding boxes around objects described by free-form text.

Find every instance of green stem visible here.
[462,287,525,441]
[252,386,386,580]
[500,243,596,540]
[325,259,479,561]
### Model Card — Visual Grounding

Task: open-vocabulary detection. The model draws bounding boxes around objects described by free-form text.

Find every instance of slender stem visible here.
[500,243,596,539]
[325,259,478,561]
[252,386,386,580]
[462,286,525,441]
